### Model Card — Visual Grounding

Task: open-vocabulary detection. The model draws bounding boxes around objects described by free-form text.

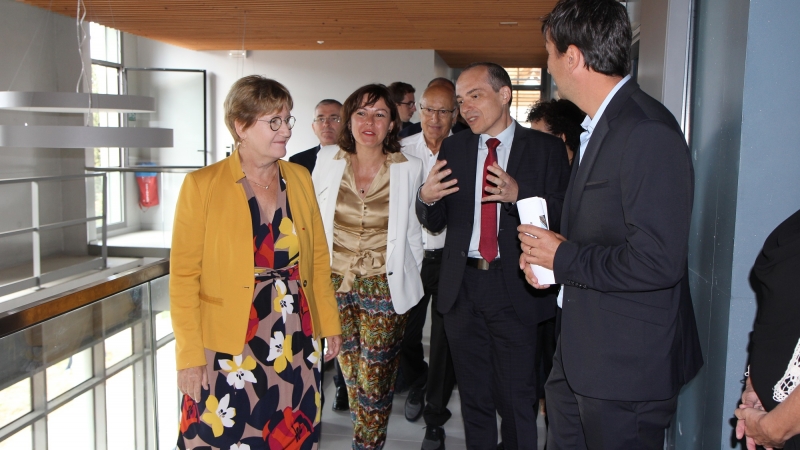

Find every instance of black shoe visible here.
[405,384,426,422]
[331,385,349,411]
[421,425,445,450]
[497,443,505,450]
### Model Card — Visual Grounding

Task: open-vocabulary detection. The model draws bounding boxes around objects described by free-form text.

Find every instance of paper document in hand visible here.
[516,196,556,285]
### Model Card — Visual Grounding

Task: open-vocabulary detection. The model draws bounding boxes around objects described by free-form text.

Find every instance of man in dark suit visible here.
[288,99,341,173]
[288,98,350,412]
[519,1,703,448]
[417,62,571,449]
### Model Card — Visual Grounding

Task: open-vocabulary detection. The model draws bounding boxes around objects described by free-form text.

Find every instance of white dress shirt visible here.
[401,131,452,250]
[557,75,630,308]
[468,120,516,259]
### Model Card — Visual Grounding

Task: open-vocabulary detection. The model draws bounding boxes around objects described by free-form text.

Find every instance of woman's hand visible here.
[735,376,773,450]
[324,335,342,362]
[178,366,208,403]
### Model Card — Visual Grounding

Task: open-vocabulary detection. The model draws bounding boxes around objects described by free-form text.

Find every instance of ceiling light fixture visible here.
[499,22,518,26]
[317,40,325,44]
[228,50,248,58]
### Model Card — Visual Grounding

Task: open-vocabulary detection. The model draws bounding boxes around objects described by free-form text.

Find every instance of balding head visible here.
[419,85,457,152]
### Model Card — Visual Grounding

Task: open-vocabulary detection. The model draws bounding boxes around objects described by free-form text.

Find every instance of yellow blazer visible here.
[170,150,341,369]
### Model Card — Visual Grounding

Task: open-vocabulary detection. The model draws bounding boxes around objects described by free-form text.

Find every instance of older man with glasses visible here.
[289,98,342,174]
[399,84,459,450]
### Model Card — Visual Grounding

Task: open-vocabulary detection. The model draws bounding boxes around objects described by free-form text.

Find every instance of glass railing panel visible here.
[46,347,92,401]
[0,280,157,450]
[47,390,94,450]
[106,366,136,450]
[0,378,31,428]
[149,273,177,450]
[105,327,133,369]
[0,426,31,450]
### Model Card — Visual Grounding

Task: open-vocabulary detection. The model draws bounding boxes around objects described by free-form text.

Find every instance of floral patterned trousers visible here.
[332,274,407,450]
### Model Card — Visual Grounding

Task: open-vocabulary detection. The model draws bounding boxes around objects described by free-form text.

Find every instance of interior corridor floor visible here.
[317,300,548,449]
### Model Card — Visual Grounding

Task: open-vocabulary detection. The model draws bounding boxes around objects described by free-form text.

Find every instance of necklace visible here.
[244,165,277,190]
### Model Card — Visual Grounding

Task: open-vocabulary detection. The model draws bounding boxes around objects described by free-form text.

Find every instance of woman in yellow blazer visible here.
[170,76,341,450]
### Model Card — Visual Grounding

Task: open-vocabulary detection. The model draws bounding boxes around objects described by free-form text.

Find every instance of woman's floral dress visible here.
[178,176,322,450]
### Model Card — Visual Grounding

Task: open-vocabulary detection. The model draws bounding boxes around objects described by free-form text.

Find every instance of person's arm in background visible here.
[169,174,209,402]
[736,376,800,449]
[305,174,342,361]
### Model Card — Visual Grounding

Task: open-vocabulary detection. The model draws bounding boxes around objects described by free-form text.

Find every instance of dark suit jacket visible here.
[288,145,320,173]
[553,81,703,402]
[416,122,571,323]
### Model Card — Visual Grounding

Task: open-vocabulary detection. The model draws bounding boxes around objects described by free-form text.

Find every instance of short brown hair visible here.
[387,81,416,104]
[338,84,402,154]
[224,75,293,146]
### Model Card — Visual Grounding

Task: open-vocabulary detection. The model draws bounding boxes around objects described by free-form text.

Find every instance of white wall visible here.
[126,35,445,162]
[0,0,89,270]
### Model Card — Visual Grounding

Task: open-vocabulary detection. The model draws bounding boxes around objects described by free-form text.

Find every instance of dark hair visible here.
[427,77,455,90]
[527,99,585,154]
[387,81,416,104]
[338,84,402,154]
[224,75,293,146]
[315,98,342,109]
[462,62,513,106]
[542,0,631,77]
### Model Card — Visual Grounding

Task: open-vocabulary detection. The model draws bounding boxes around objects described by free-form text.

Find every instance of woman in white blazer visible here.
[312,84,423,449]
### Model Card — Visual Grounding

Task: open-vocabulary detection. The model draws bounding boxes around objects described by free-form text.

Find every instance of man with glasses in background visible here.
[400,77,471,139]
[389,81,417,130]
[399,84,459,450]
[289,99,342,174]
[288,98,350,413]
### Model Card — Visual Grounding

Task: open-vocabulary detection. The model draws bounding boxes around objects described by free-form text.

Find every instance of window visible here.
[505,68,543,127]
[90,23,124,227]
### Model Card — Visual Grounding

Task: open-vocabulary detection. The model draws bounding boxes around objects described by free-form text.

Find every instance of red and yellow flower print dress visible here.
[178,176,322,450]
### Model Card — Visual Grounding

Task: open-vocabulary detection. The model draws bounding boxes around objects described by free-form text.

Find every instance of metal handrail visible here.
[0,258,169,339]
[0,172,108,296]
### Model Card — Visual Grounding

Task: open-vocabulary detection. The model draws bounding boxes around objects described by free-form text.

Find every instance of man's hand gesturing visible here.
[420,160,459,204]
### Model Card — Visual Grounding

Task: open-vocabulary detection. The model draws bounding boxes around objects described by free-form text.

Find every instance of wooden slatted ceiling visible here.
[18,0,558,68]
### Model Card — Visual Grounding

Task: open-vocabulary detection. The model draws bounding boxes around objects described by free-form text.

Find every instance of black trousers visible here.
[419,255,458,426]
[546,339,678,449]
[445,265,539,450]
[398,256,434,389]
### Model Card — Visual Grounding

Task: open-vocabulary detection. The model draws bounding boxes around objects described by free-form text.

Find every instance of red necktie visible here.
[479,138,500,262]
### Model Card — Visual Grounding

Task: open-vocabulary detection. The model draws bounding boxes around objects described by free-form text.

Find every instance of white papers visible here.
[516,196,556,285]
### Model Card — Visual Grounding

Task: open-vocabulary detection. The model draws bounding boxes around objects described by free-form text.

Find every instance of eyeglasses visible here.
[397,101,416,107]
[419,107,456,118]
[257,116,296,131]
[312,116,341,124]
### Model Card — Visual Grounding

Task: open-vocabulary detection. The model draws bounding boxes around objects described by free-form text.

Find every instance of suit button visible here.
[303,280,308,287]
[460,251,466,257]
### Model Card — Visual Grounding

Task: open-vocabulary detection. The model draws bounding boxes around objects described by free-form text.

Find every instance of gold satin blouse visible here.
[331,149,408,292]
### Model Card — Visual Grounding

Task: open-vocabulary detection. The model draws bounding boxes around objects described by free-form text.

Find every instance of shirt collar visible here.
[583,74,631,135]
[480,120,517,150]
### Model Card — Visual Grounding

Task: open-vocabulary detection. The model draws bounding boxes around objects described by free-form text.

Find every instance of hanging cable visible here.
[75,0,91,125]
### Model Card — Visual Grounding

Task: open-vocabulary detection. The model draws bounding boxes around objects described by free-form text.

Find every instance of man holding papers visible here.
[519,1,703,448]
[417,62,570,449]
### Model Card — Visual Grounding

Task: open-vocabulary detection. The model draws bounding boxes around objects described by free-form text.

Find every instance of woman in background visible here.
[170,75,341,450]
[735,208,800,449]
[312,83,424,449]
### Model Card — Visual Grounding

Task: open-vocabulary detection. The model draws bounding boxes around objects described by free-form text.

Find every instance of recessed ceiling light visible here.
[499,22,518,26]
[317,40,325,44]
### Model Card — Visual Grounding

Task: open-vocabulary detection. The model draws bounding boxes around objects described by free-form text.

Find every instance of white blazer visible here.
[312,145,424,314]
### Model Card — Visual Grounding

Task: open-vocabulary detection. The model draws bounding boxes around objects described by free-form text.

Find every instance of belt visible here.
[466,257,502,270]
[424,249,443,259]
